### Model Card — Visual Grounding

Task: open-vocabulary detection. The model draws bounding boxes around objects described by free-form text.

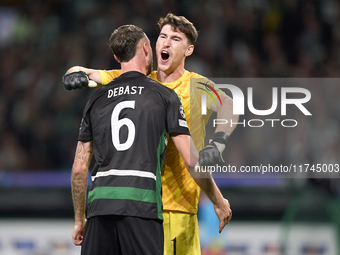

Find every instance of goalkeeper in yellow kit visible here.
[63,13,238,255]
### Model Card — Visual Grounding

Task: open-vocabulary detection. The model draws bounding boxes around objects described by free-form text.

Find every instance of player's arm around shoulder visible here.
[66,66,101,83]
[62,66,102,90]
[62,66,122,90]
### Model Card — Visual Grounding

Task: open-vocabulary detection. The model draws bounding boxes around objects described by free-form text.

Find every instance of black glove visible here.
[199,132,228,167]
[62,71,89,90]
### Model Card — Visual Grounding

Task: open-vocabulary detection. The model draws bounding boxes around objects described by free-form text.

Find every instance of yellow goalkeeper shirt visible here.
[99,69,223,214]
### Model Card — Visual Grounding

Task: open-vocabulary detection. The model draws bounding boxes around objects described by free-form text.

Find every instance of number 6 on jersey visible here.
[111,101,136,151]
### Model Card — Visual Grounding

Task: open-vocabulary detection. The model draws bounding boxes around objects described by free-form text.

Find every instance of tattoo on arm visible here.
[74,141,93,162]
[71,141,93,222]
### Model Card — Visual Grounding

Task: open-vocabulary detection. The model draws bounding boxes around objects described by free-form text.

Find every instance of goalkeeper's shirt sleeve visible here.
[98,69,122,85]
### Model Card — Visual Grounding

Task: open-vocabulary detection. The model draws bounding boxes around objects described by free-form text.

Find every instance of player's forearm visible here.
[214,95,239,135]
[71,165,88,222]
[65,66,102,84]
[172,134,199,169]
[71,141,93,222]
[193,174,224,207]
[195,174,232,233]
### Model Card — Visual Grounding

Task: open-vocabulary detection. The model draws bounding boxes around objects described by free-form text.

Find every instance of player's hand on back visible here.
[199,131,228,167]
[62,71,89,90]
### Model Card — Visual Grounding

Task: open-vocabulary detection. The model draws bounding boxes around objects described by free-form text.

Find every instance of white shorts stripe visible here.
[91,169,156,182]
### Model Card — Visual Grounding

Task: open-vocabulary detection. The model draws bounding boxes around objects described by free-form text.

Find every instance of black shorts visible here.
[81,215,164,255]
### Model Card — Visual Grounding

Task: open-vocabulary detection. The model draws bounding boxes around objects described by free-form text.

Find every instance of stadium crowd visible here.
[0,0,339,172]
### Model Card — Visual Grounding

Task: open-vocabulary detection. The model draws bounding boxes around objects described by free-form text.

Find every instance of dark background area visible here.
[0,0,339,226]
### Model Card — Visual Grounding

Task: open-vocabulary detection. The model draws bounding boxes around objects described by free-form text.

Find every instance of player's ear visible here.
[114,55,121,63]
[185,45,194,57]
[142,43,149,57]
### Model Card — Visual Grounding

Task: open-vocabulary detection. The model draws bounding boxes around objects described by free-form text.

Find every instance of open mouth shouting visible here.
[160,50,170,62]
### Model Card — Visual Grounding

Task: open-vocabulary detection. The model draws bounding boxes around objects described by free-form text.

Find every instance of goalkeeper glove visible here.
[199,132,228,167]
[62,71,89,90]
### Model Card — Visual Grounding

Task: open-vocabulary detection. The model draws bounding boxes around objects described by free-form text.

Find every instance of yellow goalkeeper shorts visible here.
[163,211,201,255]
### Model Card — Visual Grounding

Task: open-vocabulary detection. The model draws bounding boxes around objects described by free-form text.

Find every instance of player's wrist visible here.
[210,131,228,152]
[211,131,228,145]
[74,218,86,225]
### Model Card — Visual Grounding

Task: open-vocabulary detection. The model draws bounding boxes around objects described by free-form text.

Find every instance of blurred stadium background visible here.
[0,0,340,254]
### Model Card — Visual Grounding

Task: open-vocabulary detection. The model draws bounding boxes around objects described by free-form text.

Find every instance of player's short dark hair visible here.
[109,25,146,62]
[158,13,198,45]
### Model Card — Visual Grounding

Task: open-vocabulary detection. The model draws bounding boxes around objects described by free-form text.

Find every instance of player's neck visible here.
[121,55,148,75]
[121,63,146,76]
[157,66,185,83]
